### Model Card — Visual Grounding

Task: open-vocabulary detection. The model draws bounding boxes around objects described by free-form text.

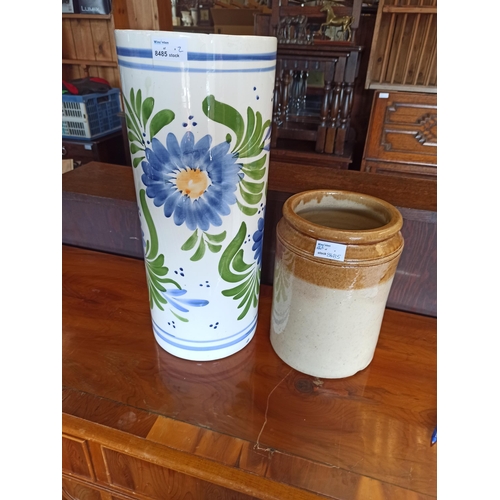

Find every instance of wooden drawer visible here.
[361,90,437,177]
[100,447,258,500]
[62,434,95,481]
[62,477,103,500]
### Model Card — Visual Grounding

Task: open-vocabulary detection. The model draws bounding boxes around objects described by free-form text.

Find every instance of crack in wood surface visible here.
[254,369,293,454]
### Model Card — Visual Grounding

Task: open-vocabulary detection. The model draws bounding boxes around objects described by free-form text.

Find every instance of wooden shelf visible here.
[382,5,437,14]
[62,59,118,68]
[62,13,112,20]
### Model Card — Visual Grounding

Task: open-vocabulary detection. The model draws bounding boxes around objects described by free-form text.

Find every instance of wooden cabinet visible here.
[361,90,437,178]
[62,0,173,88]
[63,425,258,499]
[62,13,122,88]
[365,0,437,93]
[63,245,437,499]
[62,131,126,167]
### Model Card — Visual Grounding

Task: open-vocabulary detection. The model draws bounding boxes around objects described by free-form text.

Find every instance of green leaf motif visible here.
[239,186,262,205]
[142,97,154,125]
[202,95,245,150]
[171,310,189,322]
[201,95,271,216]
[232,249,253,273]
[150,109,175,140]
[236,200,258,216]
[243,107,256,151]
[240,111,263,158]
[135,89,142,119]
[191,238,206,262]
[141,189,159,259]
[128,130,141,144]
[124,88,175,167]
[207,242,222,253]
[181,230,226,260]
[218,222,260,320]
[241,155,267,180]
[218,223,252,283]
[133,156,144,168]
[130,143,144,154]
[235,108,270,160]
[205,231,227,244]
[124,97,142,139]
[181,230,199,251]
[139,189,186,316]
[241,179,264,194]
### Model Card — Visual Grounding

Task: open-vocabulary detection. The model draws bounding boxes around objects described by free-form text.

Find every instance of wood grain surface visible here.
[63,245,437,499]
[62,162,436,315]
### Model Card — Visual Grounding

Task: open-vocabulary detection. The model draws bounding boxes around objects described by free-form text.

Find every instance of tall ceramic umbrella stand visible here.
[115,30,277,361]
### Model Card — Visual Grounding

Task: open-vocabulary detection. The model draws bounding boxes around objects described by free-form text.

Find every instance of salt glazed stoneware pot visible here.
[115,30,277,361]
[270,190,404,378]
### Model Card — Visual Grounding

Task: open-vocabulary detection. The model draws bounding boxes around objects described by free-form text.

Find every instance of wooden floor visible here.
[63,245,437,499]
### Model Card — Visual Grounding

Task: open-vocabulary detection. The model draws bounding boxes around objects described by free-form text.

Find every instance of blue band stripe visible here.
[118,58,276,74]
[117,46,276,61]
[152,317,256,344]
[152,316,257,351]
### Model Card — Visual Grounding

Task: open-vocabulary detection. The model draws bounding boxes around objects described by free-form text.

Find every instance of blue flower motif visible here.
[141,132,242,231]
[163,288,209,313]
[252,215,265,266]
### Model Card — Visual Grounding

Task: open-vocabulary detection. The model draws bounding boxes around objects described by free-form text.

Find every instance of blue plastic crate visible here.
[62,89,122,140]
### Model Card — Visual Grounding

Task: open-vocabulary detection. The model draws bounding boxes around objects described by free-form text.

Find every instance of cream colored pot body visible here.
[270,190,404,378]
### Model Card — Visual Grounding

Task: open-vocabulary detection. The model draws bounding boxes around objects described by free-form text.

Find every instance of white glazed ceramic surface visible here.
[115,30,277,361]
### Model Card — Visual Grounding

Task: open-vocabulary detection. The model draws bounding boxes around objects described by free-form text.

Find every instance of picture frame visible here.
[198,6,212,26]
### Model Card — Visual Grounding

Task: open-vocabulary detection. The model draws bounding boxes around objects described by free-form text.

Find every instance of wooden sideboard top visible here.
[62,245,437,499]
[62,160,437,212]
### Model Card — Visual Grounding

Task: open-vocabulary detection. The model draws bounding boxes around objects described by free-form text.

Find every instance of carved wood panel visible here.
[361,90,437,177]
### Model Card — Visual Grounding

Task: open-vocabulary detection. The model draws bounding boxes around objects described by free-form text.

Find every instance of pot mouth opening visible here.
[296,205,388,231]
[284,190,403,244]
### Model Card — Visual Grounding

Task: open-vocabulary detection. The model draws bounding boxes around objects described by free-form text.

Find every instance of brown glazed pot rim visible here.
[283,190,403,245]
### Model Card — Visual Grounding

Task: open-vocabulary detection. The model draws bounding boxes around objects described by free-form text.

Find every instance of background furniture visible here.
[62,131,126,167]
[63,161,436,316]
[361,0,437,178]
[271,43,362,157]
[270,0,363,44]
[361,90,437,178]
[365,0,437,93]
[269,0,365,160]
[63,244,437,500]
[62,0,173,88]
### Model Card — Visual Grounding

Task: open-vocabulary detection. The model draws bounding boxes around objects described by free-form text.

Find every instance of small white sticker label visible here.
[314,240,347,262]
[152,38,187,62]
[379,92,389,98]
